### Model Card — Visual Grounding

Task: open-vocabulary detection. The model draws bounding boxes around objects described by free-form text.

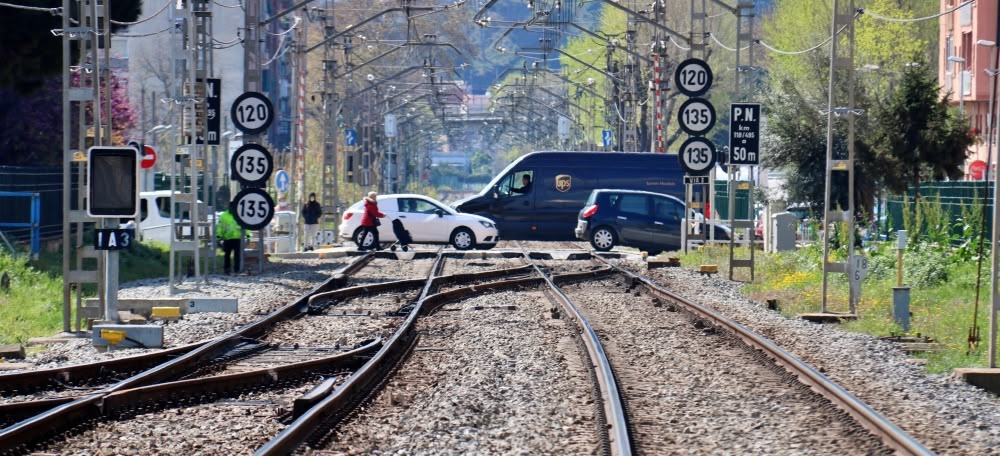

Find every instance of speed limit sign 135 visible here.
[677,98,716,136]
[230,143,274,186]
[231,188,275,230]
[231,91,274,135]
[678,137,717,175]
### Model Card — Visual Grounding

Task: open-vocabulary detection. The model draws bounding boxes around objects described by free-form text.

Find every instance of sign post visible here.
[231,91,275,273]
[87,147,139,323]
[675,59,716,253]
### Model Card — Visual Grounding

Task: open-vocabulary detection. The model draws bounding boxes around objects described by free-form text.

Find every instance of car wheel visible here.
[353,228,375,250]
[646,250,662,257]
[450,228,476,250]
[590,226,616,251]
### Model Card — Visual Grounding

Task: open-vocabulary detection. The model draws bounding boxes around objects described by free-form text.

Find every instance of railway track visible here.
[0,250,557,455]
[0,247,947,454]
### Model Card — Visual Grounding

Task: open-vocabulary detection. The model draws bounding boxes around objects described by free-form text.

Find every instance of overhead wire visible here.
[0,2,59,13]
[861,0,974,23]
[212,0,243,9]
[114,26,172,38]
[262,34,289,66]
[263,15,301,36]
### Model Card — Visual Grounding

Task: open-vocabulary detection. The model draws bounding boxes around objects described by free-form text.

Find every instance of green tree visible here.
[760,78,878,215]
[762,0,932,214]
[869,60,975,197]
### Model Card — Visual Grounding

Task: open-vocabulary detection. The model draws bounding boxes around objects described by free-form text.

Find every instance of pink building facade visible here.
[940,0,999,180]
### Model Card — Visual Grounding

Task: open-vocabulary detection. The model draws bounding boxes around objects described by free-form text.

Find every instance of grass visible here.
[0,241,178,346]
[676,240,991,374]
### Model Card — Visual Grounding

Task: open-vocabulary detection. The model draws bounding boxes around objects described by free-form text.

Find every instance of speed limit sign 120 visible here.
[230,143,274,186]
[231,91,274,135]
[231,188,275,230]
[674,58,713,97]
[678,137,717,175]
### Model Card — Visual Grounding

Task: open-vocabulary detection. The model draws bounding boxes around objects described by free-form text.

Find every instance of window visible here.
[399,198,441,214]
[654,198,684,220]
[496,171,533,198]
[946,35,954,73]
[617,194,649,216]
[962,32,972,64]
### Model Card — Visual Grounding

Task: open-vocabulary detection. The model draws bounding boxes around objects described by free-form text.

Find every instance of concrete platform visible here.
[83,297,239,318]
[92,324,163,349]
[798,312,859,323]
[953,368,1000,395]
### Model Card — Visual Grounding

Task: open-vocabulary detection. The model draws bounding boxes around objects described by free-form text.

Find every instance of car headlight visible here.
[479,221,495,229]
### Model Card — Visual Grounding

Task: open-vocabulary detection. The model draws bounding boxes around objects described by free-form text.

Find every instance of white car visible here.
[339,194,499,250]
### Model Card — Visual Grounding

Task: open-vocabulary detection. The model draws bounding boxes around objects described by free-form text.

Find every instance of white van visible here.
[127,191,210,245]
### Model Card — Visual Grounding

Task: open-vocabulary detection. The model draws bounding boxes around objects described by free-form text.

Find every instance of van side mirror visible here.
[435,209,445,218]
[491,186,499,199]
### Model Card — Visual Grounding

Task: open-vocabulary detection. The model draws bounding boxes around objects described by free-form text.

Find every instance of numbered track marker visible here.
[231,188,275,231]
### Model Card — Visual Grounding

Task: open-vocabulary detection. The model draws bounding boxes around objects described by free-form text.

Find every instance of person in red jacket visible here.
[358,191,385,250]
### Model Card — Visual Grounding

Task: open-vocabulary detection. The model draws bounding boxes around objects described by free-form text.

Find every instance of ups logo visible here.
[555,174,572,192]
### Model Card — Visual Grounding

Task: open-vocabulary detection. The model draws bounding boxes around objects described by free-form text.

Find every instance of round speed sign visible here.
[678,137,717,175]
[230,144,274,186]
[674,58,713,97]
[677,98,716,136]
[231,188,275,230]
[231,91,274,135]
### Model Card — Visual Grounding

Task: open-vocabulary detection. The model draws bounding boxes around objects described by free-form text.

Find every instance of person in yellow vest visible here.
[216,204,243,275]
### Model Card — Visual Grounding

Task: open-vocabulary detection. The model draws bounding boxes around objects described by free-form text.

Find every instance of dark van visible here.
[451,151,686,240]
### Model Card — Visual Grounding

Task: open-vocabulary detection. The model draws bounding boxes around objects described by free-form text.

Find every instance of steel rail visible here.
[257,256,612,454]
[0,341,203,395]
[100,339,383,415]
[4,256,542,454]
[0,254,377,397]
[523,248,631,456]
[600,261,934,456]
[0,254,374,453]
[255,249,447,455]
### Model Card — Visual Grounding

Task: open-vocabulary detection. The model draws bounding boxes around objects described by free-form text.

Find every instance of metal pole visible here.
[989,36,1000,367]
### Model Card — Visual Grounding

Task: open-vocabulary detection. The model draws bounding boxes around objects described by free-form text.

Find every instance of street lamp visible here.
[949,56,967,115]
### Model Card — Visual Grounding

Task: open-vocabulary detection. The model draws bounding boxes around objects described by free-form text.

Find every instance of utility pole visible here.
[61,0,113,330]
[820,0,859,315]
[241,0,266,272]
[293,15,307,247]
[319,9,342,242]
[728,0,757,281]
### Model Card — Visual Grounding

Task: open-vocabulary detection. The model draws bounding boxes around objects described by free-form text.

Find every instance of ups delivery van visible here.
[451,151,687,240]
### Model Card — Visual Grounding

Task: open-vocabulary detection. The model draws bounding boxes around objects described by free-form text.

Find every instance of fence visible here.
[0,166,76,244]
[884,181,994,239]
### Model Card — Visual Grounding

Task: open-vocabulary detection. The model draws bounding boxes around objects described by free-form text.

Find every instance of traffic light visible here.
[87,147,139,218]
